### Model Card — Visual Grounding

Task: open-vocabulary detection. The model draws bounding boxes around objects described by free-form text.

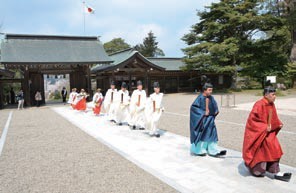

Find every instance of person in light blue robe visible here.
[190,81,227,157]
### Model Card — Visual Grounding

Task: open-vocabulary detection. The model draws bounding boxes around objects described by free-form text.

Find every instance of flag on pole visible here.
[84,3,95,14]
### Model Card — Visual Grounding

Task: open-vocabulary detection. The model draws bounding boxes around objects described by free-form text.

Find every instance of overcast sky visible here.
[0,0,218,57]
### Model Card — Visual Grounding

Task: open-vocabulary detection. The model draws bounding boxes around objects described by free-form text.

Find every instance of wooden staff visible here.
[111,92,113,103]
[121,93,123,103]
[138,95,141,106]
[153,100,156,112]
[268,109,272,129]
[205,97,209,115]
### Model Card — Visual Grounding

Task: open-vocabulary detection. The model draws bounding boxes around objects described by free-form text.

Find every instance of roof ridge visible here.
[4,33,100,41]
[147,57,183,60]
[108,48,135,56]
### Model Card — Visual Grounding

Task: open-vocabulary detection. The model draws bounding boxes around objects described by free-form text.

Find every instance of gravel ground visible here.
[159,92,296,167]
[0,110,9,137]
[0,108,177,193]
[0,90,295,192]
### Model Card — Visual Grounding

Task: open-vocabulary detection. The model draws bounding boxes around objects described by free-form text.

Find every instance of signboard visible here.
[266,76,276,83]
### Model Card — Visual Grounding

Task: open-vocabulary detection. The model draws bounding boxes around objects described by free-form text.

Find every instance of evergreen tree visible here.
[135,31,165,57]
[182,0,290,88]
[286,62,296,87]
[103,38,131,55]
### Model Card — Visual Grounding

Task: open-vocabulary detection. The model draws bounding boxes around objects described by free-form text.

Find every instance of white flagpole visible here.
[83,1,86,34]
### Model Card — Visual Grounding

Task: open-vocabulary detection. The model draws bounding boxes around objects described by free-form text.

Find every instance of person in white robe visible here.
[92,89,103,104]
[114,82,130,125]
[103,81,117,121]
[145,82,164,137]
[68,88,78,109]
[129,80,147,130]
[74,89,89,111]
[92,88,104,115]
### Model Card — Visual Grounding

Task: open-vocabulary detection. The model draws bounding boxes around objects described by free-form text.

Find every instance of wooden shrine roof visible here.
[91,49,165,73]
[0,34,112,65]
[147,57,186,71]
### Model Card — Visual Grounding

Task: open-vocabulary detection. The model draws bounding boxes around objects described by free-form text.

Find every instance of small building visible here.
[91,48,232,94]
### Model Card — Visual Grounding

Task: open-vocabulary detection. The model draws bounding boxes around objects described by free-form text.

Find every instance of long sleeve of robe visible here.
[243,98,283,168]
[190,94,219,144]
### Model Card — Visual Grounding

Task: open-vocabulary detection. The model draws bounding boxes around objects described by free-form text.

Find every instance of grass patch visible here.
[217,88,291,97]
[213,89,232,94]
[254,89,286,97]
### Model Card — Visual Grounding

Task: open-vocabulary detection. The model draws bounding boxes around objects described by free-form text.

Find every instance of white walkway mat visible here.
[53,107,296,193]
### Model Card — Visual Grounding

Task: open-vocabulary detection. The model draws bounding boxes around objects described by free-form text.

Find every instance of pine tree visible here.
[182,0,291,88]
[135,31,165,57]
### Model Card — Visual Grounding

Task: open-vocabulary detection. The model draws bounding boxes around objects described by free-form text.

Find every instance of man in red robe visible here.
[243,85,292,182]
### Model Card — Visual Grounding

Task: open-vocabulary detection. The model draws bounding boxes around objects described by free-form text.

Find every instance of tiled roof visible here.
[0,34,112,64]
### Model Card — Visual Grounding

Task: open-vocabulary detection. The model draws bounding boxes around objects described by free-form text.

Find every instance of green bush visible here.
[54,92,61,100]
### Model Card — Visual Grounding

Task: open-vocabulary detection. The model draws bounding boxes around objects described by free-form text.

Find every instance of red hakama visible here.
[93,98,103,115]
[243,98,283,169]
[75,98,87,111]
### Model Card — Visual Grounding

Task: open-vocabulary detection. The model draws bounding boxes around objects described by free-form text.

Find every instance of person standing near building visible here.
[35,91,42,107]
[129,80,147,130]
[114,82,130,125]
[145,82,164,138]
[61,87,67,104]
[242,83,292,182]
[189,78,226,157]
[68,88,78,109]
[104,81,117,121]
[17,89,24,110]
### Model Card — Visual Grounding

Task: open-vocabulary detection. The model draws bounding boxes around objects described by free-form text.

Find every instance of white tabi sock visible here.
[275,172,284,176]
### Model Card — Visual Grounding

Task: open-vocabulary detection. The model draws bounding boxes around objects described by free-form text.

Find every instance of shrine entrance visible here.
[0,34,112,108]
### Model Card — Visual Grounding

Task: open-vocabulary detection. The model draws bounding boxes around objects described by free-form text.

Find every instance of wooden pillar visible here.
[128,70,132,93]
[70,66,86,92]
[0,82,3,109]
[163,76,166,94]
[23,67,31,106]
[96,74,100,90]
[86,65,92,100]
[177,75,180,93]
[40,74,45,105]
[147,73,150,95]
[29,73,45,106]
